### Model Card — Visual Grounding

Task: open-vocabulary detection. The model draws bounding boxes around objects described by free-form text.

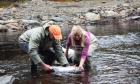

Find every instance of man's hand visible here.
[43,64,52,71]
[39,62,52,71]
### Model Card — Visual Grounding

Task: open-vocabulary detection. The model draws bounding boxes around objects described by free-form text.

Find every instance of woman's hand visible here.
[79,58,85,71]
[79,65,84,71]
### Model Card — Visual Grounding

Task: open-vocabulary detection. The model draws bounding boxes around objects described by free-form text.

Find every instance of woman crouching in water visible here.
[65,25,98,71]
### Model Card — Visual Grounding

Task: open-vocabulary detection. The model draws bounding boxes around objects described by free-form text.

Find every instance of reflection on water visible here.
[0,21,140,84]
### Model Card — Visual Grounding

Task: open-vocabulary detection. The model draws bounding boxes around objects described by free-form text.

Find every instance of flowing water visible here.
[0,20,140,84]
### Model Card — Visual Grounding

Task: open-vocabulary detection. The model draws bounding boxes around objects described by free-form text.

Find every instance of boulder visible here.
[85,12,100,21]
[104,10,120,17]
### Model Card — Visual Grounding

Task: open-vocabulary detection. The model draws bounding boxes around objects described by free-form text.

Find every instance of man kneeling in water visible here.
[18,23,69,73]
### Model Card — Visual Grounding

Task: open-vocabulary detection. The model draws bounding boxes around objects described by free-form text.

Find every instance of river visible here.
[0,20,140,84]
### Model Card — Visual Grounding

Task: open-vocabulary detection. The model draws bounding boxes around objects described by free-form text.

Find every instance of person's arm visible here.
[65,34,72,58]
[39,61,52,71]
[79,58,85,70]
[79,36,90,70]
[28,33,52,71]
[52,40,69,66]
[65,45,69,58]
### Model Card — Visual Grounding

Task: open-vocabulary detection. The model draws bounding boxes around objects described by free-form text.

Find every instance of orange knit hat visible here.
[49,25,62,40]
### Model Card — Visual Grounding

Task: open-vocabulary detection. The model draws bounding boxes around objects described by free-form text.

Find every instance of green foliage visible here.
[0,0,27,1]
[0,1,12,8]
[0,0,27,8]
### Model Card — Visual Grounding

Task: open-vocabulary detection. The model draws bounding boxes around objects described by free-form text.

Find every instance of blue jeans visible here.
[19,42,29,53]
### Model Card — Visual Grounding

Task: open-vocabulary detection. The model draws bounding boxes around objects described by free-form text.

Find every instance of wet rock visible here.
[130,16,140,20]
[0,69,5,73]
[121,15,140,21]
[0,75,15,84]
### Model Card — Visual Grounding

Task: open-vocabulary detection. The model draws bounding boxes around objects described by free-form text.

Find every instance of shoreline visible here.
[0,0,140,31]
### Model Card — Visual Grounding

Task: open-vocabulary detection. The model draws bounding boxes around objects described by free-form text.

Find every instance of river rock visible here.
[22,20,41,25]
[6,23,22,31]
[0,0,139,30]
[137,7,140,13]
[104,10,120,17]
[119,10,128,17]
[85,12,100,21]
[0,19,18,24]
[130,16,140,20]
[0,24,8,32]
[49,17,66,22]
[42,16,49,21]
[4,19,19,24]
[0,20,5,24]
[0,75,15,84]
[0,69,5,73]
[122,3,130,7]
[11,7,17,12]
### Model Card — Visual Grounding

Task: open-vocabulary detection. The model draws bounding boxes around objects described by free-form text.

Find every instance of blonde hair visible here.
[71,25,86,47]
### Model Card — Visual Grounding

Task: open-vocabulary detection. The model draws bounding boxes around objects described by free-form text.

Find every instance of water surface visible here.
[0,21,140,84]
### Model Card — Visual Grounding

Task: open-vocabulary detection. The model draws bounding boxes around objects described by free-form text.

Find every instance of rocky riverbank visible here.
[0,0,140,32]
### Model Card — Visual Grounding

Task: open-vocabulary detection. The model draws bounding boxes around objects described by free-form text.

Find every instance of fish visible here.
[51,66,80,73]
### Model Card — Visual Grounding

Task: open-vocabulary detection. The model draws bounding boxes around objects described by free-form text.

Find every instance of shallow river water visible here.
[0,20,140,84]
